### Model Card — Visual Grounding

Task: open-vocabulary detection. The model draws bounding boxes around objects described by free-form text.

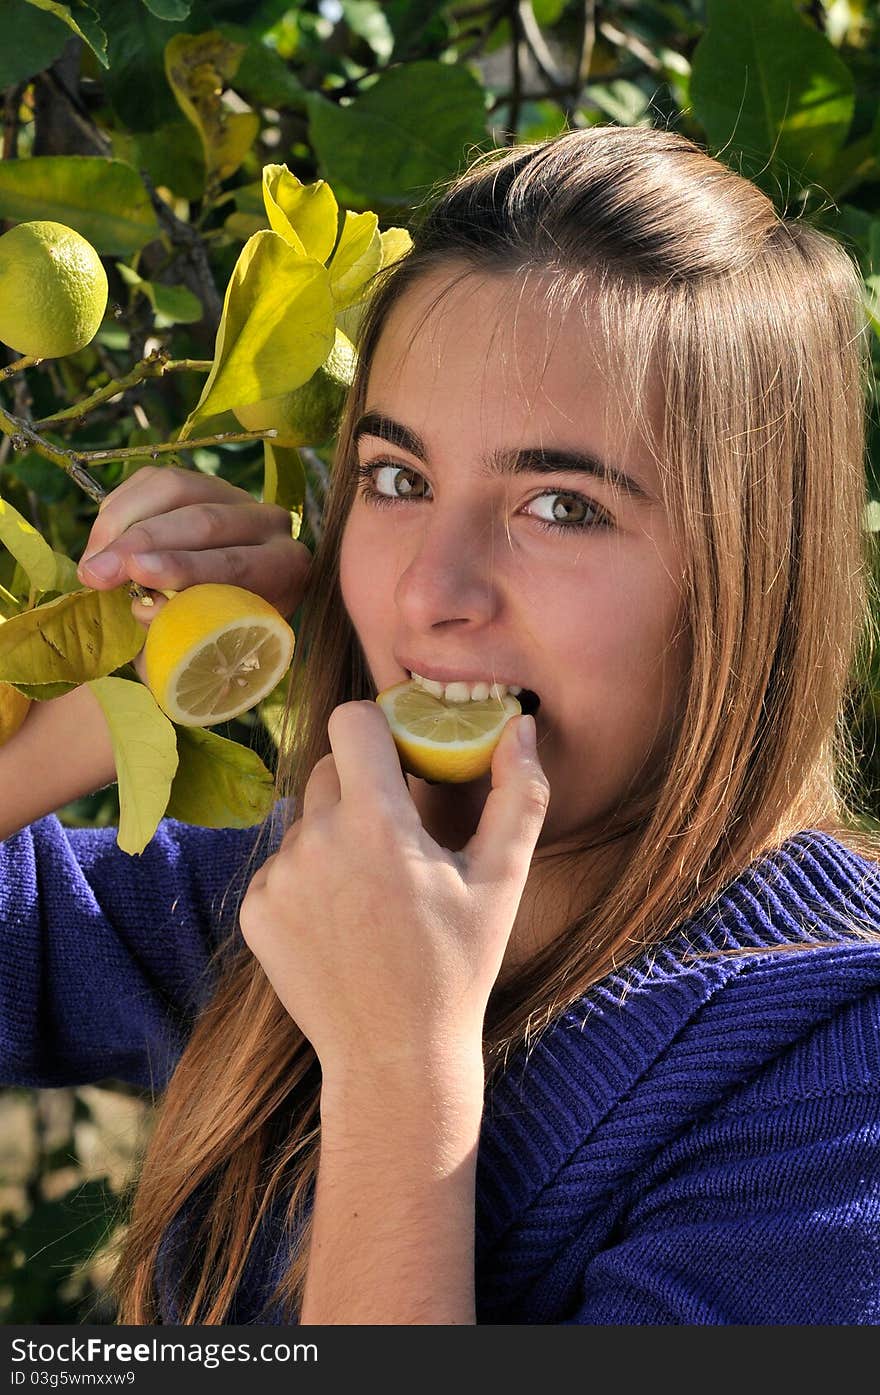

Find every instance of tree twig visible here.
[140,169,223,330]
[35,352,213,428]
[0,406,275,602]
[507,1,525,141]
[0,356,38,382]
[517,1,565,89]
[572,0,597,97]
[598,19,663,73]
[82,428,277,464]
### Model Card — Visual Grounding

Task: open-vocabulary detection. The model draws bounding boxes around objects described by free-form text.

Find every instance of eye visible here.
[526,491,611,533]
[356,460,430,504]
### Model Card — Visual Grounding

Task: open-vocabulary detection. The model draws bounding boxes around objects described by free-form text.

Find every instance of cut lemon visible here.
[376,679,521,784]
[142,583,295,727]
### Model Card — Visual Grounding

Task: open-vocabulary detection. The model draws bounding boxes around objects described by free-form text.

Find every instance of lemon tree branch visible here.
[34,352,213,429]
[0,356,39,382]
[0,402,108,504]
[79,428,277,463]
[0,403,275,604]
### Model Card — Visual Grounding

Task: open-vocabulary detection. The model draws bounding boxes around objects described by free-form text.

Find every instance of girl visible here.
[2,123,880,1325]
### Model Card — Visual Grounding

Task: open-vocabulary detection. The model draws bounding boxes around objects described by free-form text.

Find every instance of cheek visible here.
[339,516,396,639]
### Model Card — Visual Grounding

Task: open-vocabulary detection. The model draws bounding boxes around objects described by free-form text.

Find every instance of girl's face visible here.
[339,268,690,852]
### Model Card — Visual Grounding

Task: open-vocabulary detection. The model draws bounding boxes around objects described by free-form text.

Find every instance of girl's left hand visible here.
[238,701,549,1078]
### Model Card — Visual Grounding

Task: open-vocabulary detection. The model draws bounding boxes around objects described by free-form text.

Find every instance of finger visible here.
[84,533,311,619]
[301,752,342,821]
[327,701,414,811]
[460,716,549,888]
[83,466,255,558]
[79,498,293,581]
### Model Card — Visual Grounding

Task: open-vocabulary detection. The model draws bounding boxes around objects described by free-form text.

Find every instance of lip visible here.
[395,656,530,689]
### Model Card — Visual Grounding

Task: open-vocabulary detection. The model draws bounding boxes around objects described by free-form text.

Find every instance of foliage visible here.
[2,0,880,1324]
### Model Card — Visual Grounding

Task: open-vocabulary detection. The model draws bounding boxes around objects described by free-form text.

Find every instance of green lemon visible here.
[0,221,108,359]
[233,327,357,447]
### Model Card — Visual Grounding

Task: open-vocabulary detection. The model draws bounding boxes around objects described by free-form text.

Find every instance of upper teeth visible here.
[409,670,523,703]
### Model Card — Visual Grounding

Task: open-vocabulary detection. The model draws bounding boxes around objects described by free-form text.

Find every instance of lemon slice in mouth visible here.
[143,583,295,726]
[376,679,522,784]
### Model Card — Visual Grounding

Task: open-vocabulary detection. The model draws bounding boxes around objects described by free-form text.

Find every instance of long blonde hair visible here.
[111,124,877,1323]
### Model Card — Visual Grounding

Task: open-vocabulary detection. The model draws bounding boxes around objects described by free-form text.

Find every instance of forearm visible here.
[0,683,116,840]
[301,1057,485,1325]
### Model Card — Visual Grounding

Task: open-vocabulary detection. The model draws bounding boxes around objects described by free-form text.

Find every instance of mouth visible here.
[404,668,541,716]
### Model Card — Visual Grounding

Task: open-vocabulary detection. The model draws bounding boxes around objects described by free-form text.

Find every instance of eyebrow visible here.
[352,411,653,501]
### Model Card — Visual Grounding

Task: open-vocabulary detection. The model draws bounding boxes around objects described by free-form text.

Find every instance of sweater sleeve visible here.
[565,991,880,1325]
[0,811,275,1092]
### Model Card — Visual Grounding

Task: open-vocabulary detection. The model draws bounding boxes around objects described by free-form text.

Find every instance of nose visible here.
[393,509,502,632]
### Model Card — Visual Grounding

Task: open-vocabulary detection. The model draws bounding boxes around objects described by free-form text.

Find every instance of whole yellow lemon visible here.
[0,220,108,359]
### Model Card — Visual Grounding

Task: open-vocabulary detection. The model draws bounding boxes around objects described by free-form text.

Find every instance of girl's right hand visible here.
[75,464,312,681]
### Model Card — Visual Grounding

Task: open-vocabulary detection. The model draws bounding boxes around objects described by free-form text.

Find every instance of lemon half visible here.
[143,583,295,727]
[376,679,521,783]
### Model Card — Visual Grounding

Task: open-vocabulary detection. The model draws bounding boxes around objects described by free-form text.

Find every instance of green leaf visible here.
[86,676,178,856]
[0,157,160,257]
[111,121,206,201]
[262,164,339,262]
[340,0,394,63]
[182,231,335,430]
[23,0,108,68]
[690,0,855,186]
[164,30,259,181]
[308,61,488,206]
[532,0,566,22]
[118,265,203,326]
[9,679,76,700]
[218,23,307,110]
[149,282,204,326]
[93,0,186,132]
[262,442,306,539]
[384,0,449,57]
[0,495,62,594]
[0,587,144,686]
[0,0,70,87]
[165,725,274,828]
[142,0,191,17]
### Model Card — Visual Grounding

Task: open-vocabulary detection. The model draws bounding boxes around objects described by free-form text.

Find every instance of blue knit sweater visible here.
[1,814,879,1325]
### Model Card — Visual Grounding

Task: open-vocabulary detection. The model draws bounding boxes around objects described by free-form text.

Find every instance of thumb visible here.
[461,715,550,886]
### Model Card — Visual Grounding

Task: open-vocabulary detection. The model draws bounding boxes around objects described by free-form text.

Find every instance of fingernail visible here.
[517,714,536,752]
[81,552,119,579]
[131,552,164,574]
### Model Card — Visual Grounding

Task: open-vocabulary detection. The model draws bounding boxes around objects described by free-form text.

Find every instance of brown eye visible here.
[526,491,611,533]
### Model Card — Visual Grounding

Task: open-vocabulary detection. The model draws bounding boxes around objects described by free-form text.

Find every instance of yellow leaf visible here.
[379,226,413,270]
[334,224,413,342]
[165,725,275,828]
[181,230,335,432]
[262,164,339,262]
[51,550,82,594]
[0,587,144,685]
[262,441,306,540]
[329,210,381,309]
[86,676,179,857]
[164,31,258,182]
[0,494,61,594]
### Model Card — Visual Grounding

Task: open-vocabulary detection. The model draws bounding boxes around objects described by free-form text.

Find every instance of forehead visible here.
[367,267,617,433]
